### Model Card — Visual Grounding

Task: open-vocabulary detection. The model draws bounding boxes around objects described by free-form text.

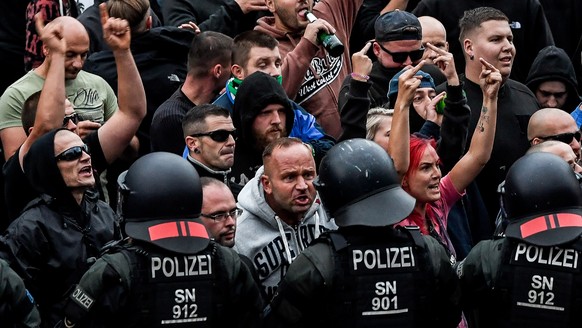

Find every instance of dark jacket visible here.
[526,45,581,111]
[150,87,195,155]
[84,27,194,155]
[78,0,162,54]
[0,258,41,328]
[162,0,269,37]
[267,226,461,328]
[0,130,119,327]
[187,156,242,199]
[214,79,335,166]
[231,72,294,186]
[413,0,554,83]
[62,240,263,327]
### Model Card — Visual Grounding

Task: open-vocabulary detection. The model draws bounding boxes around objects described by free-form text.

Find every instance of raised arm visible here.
[387,60,425,180]
[338,42,373,142]
[19,14,67,167]
[96,3,146,164]
[448,58,501,193]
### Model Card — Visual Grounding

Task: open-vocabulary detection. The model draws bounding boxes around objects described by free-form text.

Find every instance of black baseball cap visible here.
[375,10,422,43]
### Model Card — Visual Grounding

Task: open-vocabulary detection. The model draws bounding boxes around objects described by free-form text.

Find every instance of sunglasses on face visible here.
[376,43,425,64]
[190,129,237,142]
[538,131,582,144]
[55,144,90,161]
[201,208,243,222]
[62,112,79,127]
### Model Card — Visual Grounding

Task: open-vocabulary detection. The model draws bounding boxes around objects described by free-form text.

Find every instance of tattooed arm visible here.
[448,58,501,193]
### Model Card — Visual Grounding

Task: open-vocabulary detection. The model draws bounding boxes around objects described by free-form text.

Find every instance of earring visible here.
[193,148,201,154]
[469,54,474,61]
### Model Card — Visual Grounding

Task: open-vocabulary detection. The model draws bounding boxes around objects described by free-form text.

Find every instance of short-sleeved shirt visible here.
[0,70,117,130]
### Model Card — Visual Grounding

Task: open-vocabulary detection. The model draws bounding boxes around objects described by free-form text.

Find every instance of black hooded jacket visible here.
[0,129,119,327]
[231,72,294,186]
[526,45,582,111]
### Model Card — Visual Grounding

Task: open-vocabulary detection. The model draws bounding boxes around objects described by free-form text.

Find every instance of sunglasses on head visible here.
[376,43,425,64]
[538,131,582,144]
[55,144,90,161]
[190,129,237,142]
[63,112,79,127]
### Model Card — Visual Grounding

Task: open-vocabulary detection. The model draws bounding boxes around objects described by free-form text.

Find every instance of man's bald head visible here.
[528,108,578,141]
[528,108,581,160]
[418,16,448,63]
[44,16,90,80]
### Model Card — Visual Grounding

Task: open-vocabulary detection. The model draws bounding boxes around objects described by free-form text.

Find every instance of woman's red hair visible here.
[403,135,438,185]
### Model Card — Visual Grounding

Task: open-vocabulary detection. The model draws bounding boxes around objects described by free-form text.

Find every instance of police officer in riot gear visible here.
[61,152,263,328]
[265,139,461,328]
[458,152,582,328]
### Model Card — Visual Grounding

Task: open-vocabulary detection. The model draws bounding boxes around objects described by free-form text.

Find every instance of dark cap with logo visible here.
[375,10,422,43]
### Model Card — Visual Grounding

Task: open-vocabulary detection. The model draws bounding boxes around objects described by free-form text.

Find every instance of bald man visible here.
[526,140,582,173]
[527,107,581,159]
[418,16,448,65]
[0,16,119,160]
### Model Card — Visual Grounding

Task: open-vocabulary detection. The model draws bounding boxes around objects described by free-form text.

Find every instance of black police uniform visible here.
[458,152,582,328]
[268,226,461,327]
[0,258,41,327]
[62,152,263,328]
[266,139,461,328]
[63,238,263,327]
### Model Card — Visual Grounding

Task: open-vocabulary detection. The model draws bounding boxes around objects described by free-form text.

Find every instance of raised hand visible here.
[396,60,426,107]
[99,3,130,52]
[351,42,373,81]
[425,42,459,85]
[425,91,446,125]
[479,58,502,100]
[235,0,269,14]
[35,12,66,56]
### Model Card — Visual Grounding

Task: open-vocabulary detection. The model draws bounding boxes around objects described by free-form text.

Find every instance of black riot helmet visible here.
[314,139,415,227]
[502,152,582,246]
[117,152,210,254]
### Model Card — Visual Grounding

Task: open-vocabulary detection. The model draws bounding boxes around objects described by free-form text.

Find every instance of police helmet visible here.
[314,139,415,227]
[117,152,209,254]
[503,152,582,246]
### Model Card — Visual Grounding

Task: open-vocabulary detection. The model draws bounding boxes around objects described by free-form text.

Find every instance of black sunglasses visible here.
[55,144,90,161]
[538,131,582,144]
[376,43,425,64]
[63,112,79,127]
[190,129,237,142]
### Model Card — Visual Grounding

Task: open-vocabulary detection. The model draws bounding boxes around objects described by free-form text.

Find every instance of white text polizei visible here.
[352,247,415,271]
[514,243,579,269]
[151,254,212,278]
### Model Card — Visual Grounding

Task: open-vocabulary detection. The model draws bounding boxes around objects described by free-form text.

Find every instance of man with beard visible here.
[234,137,336,301]
[150,31,233,155]
[230,71,294,186]
[183,104,241,197]
[200,177,240,247]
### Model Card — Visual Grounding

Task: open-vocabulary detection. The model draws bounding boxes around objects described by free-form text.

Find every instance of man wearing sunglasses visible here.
[338,10,424,110]
[2,6,146,224]
[528,107,582,161]
[182,104,241,197]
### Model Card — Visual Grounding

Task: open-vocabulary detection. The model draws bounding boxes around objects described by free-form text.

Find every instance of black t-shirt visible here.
[3,131,107,225]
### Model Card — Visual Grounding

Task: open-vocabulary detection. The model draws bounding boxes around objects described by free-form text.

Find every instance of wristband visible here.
[351,72,369,81]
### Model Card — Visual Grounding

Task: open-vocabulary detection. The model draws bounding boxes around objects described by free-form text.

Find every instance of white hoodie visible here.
[234,166,337,300]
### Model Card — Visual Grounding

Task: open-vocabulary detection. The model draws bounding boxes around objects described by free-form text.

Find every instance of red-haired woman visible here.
[389,55,501,260]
